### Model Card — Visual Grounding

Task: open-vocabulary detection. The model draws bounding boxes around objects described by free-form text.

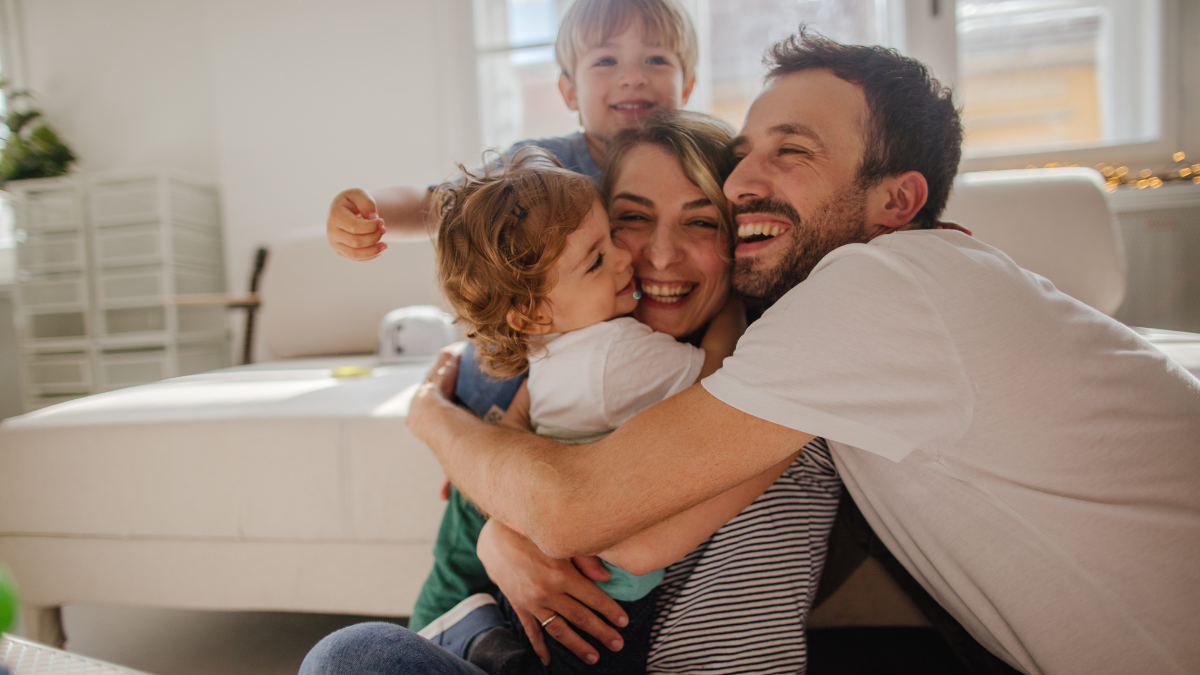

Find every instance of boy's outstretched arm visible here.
[327,185,436,261]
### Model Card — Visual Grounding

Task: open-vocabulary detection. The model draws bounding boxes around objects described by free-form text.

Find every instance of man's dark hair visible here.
[766,28,962,228]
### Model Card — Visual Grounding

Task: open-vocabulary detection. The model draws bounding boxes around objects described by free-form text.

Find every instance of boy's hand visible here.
[477,519,627,666]
[328,188,388,260]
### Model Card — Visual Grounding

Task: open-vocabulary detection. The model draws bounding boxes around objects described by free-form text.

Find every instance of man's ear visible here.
[507,305,553,335]
[558,72,579,112]
[680,75,696,106]
[867,171,928,233]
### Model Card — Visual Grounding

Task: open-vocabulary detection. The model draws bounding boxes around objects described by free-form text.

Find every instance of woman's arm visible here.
[477,519,628,667]
[698,296,747,378]
[598,450,799,575]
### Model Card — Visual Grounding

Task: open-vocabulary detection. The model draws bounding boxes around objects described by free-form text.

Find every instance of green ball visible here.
[0,561,18,634]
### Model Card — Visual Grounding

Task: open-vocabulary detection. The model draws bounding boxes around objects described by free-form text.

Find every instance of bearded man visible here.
[408,30,1200,675]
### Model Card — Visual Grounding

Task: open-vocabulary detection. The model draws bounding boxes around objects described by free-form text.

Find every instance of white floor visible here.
[56,605,404,675]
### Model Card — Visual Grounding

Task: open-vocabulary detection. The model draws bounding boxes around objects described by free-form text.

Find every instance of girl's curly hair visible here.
[432,147,599,378]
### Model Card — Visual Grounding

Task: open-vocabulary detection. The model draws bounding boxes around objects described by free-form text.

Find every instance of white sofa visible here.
[2,170,1198,648]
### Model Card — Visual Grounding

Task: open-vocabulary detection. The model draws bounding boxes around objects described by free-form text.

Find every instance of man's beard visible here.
[733,186,871,309]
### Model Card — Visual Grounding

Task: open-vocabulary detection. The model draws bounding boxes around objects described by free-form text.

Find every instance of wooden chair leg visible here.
[20,604,65,648]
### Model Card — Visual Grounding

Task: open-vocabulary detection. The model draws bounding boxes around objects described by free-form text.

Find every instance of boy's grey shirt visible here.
[510,131,603,183]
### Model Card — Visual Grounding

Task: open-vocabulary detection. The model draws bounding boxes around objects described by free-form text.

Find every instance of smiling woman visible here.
[602,110,738,340]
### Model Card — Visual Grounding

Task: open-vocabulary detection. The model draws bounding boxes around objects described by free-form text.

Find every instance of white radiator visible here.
[1108,183,1200,333]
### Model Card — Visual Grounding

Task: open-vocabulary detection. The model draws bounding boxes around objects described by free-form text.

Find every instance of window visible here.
[472,0,898,147]
[469,0,1173,166]
[956,0,1163,158]
[474,0,579,150]
[705,0,891,129]
[0,50,12,286]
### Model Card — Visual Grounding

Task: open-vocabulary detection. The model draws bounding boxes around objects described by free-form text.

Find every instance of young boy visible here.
[322,0,703,636]
[325,0,697,260]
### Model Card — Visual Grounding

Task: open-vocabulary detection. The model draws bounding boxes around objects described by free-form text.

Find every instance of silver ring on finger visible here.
[540,613,559,628]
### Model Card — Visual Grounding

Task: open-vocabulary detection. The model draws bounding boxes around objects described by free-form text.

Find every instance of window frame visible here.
[464,0,1185,171]
[903,0,1185,172]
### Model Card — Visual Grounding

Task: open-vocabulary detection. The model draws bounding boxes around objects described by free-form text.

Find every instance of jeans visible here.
[299,622,487,675]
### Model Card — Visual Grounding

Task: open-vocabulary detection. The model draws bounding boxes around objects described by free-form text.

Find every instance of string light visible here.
[1021,153,1200,191]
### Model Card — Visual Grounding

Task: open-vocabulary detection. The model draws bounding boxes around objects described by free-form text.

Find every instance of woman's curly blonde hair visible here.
[433,147,599,378]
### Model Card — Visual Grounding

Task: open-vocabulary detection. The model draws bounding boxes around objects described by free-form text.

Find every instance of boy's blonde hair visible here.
[433,148,599,378]
[602,110,738,258]
[555,0,698,82]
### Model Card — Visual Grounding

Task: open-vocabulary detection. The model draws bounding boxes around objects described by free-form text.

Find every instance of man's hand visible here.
[328,188,388,260]
[426,345,463,400]
[476,519,628,666]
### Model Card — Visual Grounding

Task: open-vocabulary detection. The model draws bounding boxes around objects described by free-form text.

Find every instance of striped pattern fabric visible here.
[646,438,841,674]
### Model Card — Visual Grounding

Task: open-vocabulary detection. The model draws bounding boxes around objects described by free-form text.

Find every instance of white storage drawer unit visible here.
[22,349,94,397]
[16,271,89,308]
[15,230,87,274]
[96,340,229,392]
[9,180,83,233]
[96,264,224,305]
[9,170,230,411]
[15,307,90,342]
[97,304,226,340]
[92,222,223,270]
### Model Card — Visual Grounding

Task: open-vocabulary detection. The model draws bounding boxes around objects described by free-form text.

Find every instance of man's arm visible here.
[328,185,435,261]
[597,449,800,575]
[407,378,814,559]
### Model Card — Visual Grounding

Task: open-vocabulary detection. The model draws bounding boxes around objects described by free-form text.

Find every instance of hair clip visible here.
[512,203,529,221]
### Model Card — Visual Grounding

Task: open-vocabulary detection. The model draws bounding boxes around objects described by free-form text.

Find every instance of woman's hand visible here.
[477,519,629,666]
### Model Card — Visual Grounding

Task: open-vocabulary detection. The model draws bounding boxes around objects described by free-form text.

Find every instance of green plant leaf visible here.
[0,85,78,185]
[6,110,42,135]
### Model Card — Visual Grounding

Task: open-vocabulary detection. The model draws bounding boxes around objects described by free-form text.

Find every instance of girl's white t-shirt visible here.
[528,317,704,438]
[703,230,1200,675]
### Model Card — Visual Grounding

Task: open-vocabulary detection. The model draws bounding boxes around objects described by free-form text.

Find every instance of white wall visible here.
[7,0,1199,344]
[10,0,480,332]
[15,1,219,178]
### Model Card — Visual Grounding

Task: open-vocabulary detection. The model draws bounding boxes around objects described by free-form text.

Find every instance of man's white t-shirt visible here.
[529,316,704,438]
[703,230,1200,675]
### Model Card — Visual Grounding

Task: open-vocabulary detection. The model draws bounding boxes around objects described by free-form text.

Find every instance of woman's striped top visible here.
[646,437,841,674]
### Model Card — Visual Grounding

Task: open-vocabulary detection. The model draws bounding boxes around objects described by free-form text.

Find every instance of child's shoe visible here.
[418,593,540,674]
[418,593,505,657]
